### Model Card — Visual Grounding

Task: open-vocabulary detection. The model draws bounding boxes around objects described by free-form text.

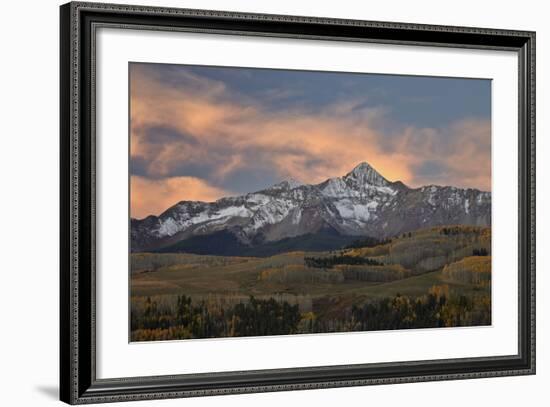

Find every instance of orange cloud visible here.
[402,118,491,191]
[131,69,410,180]
[131,176,231,219]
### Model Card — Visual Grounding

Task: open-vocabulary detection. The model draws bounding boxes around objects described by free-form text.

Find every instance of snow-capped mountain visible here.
[131,162,491,254]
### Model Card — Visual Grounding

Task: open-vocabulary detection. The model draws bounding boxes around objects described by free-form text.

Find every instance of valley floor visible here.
[130,225,491,341]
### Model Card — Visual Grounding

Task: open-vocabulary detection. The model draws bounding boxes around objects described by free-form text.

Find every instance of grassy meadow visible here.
[130,225,491,341]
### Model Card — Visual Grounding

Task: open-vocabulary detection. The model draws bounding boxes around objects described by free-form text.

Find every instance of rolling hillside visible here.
[130,225,491,340]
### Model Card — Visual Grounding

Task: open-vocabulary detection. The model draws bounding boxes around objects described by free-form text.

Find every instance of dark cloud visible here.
[129,155,150,177]
[414,160,449,177]
[411,160,452,185]
[139,125,199,146]
[220,166,280,194]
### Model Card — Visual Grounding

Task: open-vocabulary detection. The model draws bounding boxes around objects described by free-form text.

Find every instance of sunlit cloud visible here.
[396,118,491,191]
[131,175,232,219]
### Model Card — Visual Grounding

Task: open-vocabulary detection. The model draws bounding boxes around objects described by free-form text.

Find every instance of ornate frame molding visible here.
[60,2,535,404]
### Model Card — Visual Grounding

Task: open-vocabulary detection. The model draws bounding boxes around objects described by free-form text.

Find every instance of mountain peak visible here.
[286,178,303,189]
[268,178,303,191]
[344,162,388,187]
[351,161,374,172]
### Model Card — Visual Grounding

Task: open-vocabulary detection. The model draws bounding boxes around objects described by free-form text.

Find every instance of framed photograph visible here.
[60,1,535,404]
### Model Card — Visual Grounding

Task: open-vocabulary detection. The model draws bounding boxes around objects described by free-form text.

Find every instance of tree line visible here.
[472,248,489,256]
[302,288,489,334]
[131,295,301,341]
[131,288,491,341]
[304,254,383,269]
[344,236,392,249]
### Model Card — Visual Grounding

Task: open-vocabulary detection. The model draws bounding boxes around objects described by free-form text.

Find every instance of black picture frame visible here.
[60,1,536,404]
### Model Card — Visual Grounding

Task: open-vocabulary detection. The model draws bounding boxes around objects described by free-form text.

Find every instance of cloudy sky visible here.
[130,62,491,219]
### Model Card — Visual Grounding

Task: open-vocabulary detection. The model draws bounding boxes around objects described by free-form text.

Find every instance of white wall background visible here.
[0,0,546,406]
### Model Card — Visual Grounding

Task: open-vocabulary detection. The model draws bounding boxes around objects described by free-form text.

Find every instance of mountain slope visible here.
[131,162,491,254]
